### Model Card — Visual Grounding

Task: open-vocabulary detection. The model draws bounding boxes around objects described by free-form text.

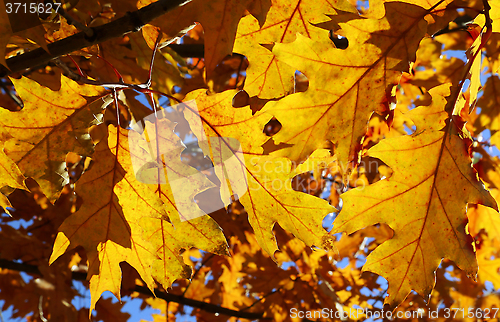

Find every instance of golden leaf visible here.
[50,125,165,313]
[333,84,497,308]
[264,0,451,165]
[0,76,106,200]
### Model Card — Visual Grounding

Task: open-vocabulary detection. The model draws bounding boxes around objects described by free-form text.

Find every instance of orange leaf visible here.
[333,84,497,308]
[0,76,106,200]
[50,124,166,313]
[234,0,353,98]
[183,89,336,259]
[264,0,452,165]
[128,115,229,288]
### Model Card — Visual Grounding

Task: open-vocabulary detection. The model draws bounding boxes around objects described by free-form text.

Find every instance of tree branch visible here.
[0,0,195,77]
[0,259,268,321]
[168,44,204,58]
[134,286,268,320]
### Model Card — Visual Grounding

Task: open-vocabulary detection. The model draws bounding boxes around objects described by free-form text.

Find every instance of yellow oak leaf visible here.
[128,115,229,288]
[468,155,500,242]
[468,189,500,242]
[234,0,354,98]
[264,0,453,166]
[51,115,230,310]
[0,146,27,191]
[333,84,497,308]
[50,124,166,314]
[0,76,107,200]
[0,192,13,215]
[183,89,335,259]
[143,215,229,290]
[0,145,27,216]
[183,90,272,206]
[241,154,336,258]
[475,0,500,33]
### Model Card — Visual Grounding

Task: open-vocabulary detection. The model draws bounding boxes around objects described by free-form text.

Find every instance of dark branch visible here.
[0,259,268,320]
[168,44,204,58]
[0,0,195,77]
[135,286,268,320]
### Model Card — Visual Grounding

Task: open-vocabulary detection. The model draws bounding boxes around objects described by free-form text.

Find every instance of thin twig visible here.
[66,55,86,78]
[38,296,48,322]
[147,34,164,88]
[113,88,121,126]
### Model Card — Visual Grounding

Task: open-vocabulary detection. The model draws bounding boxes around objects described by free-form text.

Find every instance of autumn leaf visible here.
[468,155,500,242]
[50,111,231,311]
[467,191,500,242]
[233,0,353,98]
[128,114,229,288]
[0,145,27,190]
[2,0,500,320]
[333,84,497,307]
[0,145,27,215]
[50,124,166,313]
[264,0,453,166]
[0,76,107,200]
[240,153,336,259]
[183,89,335,259]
